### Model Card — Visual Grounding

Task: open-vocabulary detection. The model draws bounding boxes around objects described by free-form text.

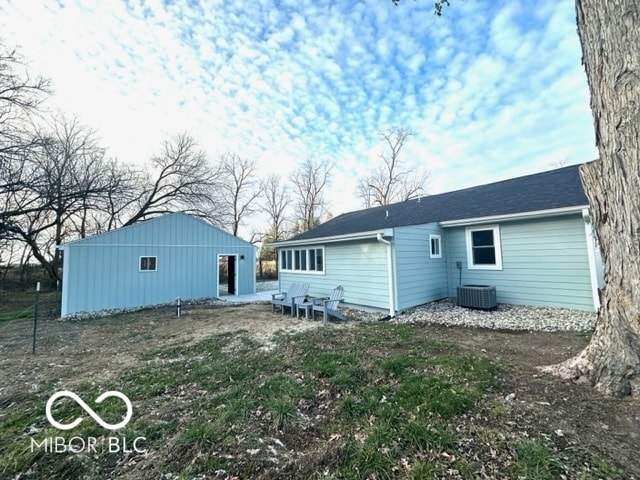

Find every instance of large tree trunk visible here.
[541,0,640,397]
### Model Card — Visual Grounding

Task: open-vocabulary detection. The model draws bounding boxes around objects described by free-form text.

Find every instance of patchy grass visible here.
[0,313,630,480]
[0,289,59,324]
[512,438,562,480]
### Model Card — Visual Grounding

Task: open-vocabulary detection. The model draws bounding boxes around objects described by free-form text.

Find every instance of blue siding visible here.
[61,213,256,315]
[276,214,594,314]
[394,224,448,311]
[445,215,594,311]
[278,239,389,310]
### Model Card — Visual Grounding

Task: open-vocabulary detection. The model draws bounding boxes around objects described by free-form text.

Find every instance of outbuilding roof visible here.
[58,211,256,249]
[285,164,589,243]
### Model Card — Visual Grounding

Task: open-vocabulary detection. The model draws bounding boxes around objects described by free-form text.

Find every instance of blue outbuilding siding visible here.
[60,213,256,316]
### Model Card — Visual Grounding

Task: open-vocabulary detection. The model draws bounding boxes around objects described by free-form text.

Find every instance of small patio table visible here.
[296,297,327,319]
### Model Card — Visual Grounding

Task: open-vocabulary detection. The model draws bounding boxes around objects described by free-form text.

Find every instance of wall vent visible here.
[456,285,497,310]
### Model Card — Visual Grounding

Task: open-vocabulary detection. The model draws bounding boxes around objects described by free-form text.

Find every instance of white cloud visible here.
[0,0,596,231]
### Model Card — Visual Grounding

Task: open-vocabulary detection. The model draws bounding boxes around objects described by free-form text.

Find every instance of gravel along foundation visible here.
[347,298,596,332]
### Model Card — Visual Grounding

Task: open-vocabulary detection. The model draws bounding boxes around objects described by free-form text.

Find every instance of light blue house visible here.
[270,165,602,315]
[58,212,257,316]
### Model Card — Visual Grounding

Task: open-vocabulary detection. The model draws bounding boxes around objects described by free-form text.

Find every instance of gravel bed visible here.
[345,298,596,332]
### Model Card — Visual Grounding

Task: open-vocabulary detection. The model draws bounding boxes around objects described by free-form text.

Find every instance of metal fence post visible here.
[32,282,40,354]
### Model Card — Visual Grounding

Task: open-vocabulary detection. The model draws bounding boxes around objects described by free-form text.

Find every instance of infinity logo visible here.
[46,391,133,431]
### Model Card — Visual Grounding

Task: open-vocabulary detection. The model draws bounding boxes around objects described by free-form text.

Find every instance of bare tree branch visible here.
[123,133,220,226]
[291,157,331,233]
[2,114,114,283]
[357,127,429,207]
[260,174,290,242]
[217,153,262,236]
[0,43,51,169]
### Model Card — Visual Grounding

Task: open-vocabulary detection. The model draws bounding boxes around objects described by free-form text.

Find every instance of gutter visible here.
[582,208,601,311]
[267,228,392,248]
[376,232,396,317]
[439,205,589,227]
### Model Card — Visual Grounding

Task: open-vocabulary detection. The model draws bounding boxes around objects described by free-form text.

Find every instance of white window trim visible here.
[279,247,325,274]
[429,234,442,259]
[465,225,502,270]
[139,256,157,272]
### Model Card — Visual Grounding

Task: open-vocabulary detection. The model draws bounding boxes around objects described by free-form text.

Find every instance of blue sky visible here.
[1,0,597,227]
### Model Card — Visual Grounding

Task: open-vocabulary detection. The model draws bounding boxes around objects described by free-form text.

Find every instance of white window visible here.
[140,256,157,271]
[429,234,442,259]
[465,226,502,270]
[280,247,324,273]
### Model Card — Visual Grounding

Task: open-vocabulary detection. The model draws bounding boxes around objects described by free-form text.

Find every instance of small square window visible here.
[140,256,157,271]
[429,234,442,259]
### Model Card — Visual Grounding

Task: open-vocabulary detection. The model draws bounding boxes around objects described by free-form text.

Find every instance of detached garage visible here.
[58,212,257,316]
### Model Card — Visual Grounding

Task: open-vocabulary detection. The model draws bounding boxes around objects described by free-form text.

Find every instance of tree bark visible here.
[541,0,640,397]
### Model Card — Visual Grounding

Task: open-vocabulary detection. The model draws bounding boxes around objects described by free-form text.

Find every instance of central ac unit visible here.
[456,285,497,310]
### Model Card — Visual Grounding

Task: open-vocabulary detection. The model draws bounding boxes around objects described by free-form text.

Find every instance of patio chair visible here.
[271,282,309,317]
[311,285,345,324]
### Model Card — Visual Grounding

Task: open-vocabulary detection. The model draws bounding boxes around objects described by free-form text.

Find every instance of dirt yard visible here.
[0,303,319,401]
[1,302,639,478]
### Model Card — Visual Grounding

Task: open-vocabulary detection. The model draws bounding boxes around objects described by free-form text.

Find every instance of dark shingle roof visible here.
[290,164,588,241]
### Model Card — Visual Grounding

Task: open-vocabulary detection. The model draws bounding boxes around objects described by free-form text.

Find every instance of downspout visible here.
[376,233,396,317]
[582,208,601,311]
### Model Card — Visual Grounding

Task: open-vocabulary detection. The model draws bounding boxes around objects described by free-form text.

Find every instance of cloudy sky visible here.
[0,0,597,232]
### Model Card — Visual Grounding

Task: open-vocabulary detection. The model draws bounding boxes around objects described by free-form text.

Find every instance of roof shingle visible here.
[289,164,588,241]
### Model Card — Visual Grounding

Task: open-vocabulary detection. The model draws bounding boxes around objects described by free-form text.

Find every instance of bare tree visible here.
[0,43,51,170]
[258,174,291,275]
[216,153,261,236]
[357,127,429,207]
[550,158,570,169]
[291,157,331,233]
[89,159,139,232]
[2,115,116,283]
[0,146,47,228]
[2,131,225,283]
[0,43,51,241]
[123,133,220,226]
[0,238,20,283]
[260,174,290,242]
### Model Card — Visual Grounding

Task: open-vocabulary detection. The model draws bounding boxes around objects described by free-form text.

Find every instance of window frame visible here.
[139,256,157,272]
[279,247,325,274]
[429,234,442,259]
[465,225,502,270]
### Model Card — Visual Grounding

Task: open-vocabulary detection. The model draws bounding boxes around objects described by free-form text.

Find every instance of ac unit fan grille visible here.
[456,285,497,310]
